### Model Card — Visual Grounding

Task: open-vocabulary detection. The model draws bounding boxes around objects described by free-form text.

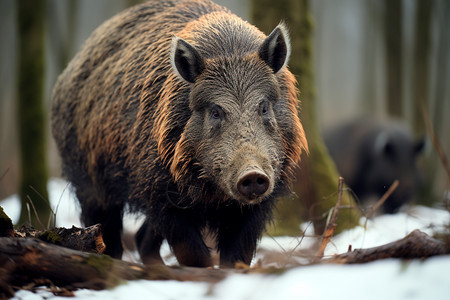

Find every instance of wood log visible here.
[0,237,230,298]
[14,224,106,254]
[0,206,104,254]
[326,229,449,264]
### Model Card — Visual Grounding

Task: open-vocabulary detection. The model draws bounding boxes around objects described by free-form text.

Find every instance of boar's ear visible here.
[170,37,205,83]
[414,138,425,156]
[374,132,393,157]
[258,23,291,74]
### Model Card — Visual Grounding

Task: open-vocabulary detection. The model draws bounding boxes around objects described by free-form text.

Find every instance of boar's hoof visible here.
[237,170,270,200]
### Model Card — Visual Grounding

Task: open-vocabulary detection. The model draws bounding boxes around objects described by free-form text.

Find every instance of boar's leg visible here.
[165,213,212,267]
[217,204,270,267]
[169,233,213,267]
[68,161,125,259]
[79,198,124,259]
[135,219,164,265]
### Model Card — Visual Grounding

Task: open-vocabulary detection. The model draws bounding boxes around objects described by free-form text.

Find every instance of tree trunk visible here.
[412,0,437,207]
[16,0,50,230]
[384,0,403,117]
[251,0,360,236]
[360,0,379,113]
[412,0,432,137]
[430,0,450,198]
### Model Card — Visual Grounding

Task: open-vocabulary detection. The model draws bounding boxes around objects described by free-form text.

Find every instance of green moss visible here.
[39,230,62,244]
[84,254,114,279]
[144,264,174,280]
[260,266,288,276]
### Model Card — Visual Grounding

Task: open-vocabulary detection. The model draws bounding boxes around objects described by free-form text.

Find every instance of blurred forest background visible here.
[0,0,449,228]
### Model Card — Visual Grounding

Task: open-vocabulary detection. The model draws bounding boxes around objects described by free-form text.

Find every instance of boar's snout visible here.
[225,144,277,204]
[237,169,270,200]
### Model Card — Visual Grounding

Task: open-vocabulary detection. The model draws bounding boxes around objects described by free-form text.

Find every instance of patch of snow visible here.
[324,206,450,255]
[213,257,450,300]
[11,257,450,300]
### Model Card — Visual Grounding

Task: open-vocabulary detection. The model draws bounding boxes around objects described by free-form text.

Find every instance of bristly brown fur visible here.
[51,0,307,267]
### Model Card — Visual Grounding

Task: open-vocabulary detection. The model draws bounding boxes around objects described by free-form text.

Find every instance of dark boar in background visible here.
[324,118,424,214]
[51,0,307,267]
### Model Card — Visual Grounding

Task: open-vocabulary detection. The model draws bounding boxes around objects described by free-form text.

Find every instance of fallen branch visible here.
[325,229,449,264]
[0,237,229,298]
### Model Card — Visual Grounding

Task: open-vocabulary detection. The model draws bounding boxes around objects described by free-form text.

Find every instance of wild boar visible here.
[51,0,307,267]
[324,118,424,214]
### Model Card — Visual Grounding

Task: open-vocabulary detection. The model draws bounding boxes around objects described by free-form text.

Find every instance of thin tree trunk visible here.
[361,0,378,112]
[430,0,450,197]
[17,0,50,229]
[413,0,435,206]
[412,0,432,136]
[431,0,449,139]
[384,0,403,117]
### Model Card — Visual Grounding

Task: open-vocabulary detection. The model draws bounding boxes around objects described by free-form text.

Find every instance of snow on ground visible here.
[257,205,450,259]
[2,178,450,300]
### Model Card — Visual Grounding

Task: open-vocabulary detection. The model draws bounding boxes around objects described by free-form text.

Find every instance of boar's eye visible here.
[211,109,221,119]
[259,99,277,131]
[209,104,224,121]
[259,100,271,116]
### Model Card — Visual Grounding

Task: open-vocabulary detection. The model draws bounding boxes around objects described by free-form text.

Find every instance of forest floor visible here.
[1,178,450,300]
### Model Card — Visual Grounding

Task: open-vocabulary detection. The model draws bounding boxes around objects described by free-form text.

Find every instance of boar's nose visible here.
[237,170,270,200]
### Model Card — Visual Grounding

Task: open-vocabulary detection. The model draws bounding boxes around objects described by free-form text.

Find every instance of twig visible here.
[365,180,399,219]
[29,185,54,228]
[315,177,344,259]
[291,221,313,254]
[26,203,32,227]
[53,181,71,224]
[26,195,46,230]
[266,232,287,253]
[283,221,315,266]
